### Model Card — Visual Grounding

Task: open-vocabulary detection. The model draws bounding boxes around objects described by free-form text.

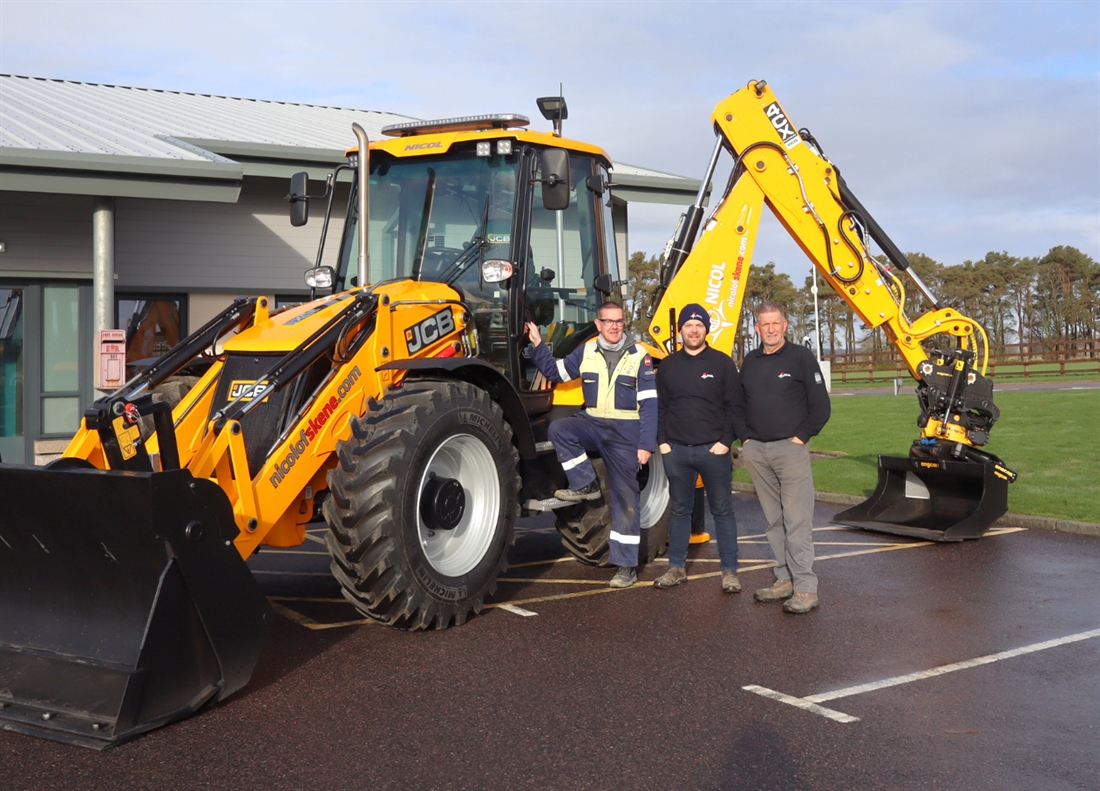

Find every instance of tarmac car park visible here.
[3,492,1096,791]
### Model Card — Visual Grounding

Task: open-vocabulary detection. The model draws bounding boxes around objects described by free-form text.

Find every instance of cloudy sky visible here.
[2,0,1097,283]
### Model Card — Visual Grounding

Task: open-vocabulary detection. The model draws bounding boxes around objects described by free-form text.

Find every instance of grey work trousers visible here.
[742,439,818,594]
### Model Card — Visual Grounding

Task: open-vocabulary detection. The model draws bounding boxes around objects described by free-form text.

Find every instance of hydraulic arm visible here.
[651,79,1015,540]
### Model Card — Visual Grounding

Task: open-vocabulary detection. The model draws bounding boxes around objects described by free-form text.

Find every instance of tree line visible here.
[624,245,1099,361]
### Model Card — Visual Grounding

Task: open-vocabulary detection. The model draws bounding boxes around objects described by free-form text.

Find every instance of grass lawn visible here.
[734,388,1100,523]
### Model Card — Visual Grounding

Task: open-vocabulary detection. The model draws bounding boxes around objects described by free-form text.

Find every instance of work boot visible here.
[782,591,820,614]
[721,570,742,594]
[609,566,637,588]
[653,566,688,588]
[753,578,794,603]
[555,479,601,502]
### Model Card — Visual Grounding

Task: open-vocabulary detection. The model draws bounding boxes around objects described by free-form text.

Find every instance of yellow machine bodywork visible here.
[63,279,474,558]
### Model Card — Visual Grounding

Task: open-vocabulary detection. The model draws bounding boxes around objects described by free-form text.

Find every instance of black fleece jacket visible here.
[656,344,741,447]
[734,340,831,443]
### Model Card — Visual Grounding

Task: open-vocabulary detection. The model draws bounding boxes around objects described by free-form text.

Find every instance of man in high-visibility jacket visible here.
[524,301,657,588]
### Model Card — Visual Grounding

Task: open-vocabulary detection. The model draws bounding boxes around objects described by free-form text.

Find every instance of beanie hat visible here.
[678,303,711,333]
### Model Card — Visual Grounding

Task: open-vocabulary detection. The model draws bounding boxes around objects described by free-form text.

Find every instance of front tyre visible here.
[323,380,520,630]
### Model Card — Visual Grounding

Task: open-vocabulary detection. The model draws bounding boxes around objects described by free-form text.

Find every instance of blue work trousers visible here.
[549,412,641,568]
[662,443,739,570]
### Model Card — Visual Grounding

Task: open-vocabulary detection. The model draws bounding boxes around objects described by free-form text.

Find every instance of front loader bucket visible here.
[833,455,1009,542]
[0,465,272,749]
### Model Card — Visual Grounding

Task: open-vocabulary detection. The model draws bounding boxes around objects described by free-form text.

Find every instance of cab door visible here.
[518,153,618,393]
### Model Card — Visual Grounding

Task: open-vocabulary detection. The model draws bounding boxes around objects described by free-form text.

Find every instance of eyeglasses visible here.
[597,318,625,327]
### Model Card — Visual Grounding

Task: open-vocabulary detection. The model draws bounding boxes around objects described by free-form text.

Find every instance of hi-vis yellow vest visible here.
[578,341,652,420]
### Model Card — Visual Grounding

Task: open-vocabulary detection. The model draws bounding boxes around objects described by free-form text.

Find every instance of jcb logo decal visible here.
[405,307,456,354]
[763,102,801,150]
[229,380,271,402]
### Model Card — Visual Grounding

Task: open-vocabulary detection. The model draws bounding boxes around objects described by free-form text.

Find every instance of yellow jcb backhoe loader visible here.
[0,82,1013,748]
[0,109,671,748]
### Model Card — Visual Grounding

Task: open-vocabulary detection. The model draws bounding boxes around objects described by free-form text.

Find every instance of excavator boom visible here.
[651,80,1015,540]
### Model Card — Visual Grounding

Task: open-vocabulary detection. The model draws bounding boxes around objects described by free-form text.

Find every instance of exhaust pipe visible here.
[351,123,370,289]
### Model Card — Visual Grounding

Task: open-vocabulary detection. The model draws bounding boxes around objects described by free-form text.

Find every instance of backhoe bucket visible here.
[833,455,1009,542]
[0,465,272,749]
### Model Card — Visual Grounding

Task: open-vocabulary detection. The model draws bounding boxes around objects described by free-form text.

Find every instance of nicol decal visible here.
[269,366,362,489]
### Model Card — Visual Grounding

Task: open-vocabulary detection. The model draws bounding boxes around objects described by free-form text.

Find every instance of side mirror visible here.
[585,174,606,195]
[594,273,613,296]
[287,172,309,227]
[540,149,570,211]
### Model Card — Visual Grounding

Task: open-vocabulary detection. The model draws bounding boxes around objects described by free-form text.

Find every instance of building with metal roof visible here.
[0,74,699,465]
[0,74,697,203]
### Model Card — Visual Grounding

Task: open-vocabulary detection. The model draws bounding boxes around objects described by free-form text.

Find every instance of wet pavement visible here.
[3,494,1098,790]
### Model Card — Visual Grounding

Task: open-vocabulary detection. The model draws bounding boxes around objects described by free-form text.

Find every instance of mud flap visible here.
[833,455,1009,542]
[0,465,272,749]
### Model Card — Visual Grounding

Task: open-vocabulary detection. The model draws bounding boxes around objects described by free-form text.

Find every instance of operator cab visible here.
[291,110,624,399]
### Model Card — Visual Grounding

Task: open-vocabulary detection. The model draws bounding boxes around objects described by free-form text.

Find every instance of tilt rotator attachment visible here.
[835,348,1017,542]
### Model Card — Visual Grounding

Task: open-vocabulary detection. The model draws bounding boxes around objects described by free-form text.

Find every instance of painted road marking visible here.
[262,524,1024,628]
[495,603,539,617]
[508,557,578,569]
[268,598,374,630]
[742,686,861,723]
[745,628,1100,723]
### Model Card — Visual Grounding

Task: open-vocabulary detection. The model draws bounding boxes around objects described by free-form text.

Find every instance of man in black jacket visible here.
[654,304,742,593]
[734,300,831,614]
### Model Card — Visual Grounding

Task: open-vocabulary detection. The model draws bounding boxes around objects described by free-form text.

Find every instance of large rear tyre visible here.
[323,380,521,630]
[554,453,670,567]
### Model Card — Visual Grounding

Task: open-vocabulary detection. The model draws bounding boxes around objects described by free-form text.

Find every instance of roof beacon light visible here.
[381,114,529,137]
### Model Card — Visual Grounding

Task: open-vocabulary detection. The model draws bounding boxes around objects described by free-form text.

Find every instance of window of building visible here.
[116,294,187,378]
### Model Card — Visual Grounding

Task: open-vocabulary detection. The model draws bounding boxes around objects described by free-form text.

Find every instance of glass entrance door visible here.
[0,287,24,463]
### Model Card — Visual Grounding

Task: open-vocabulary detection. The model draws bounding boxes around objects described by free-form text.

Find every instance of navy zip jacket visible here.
[735,340,830,443]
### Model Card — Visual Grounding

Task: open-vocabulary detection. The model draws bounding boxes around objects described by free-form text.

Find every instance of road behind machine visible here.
[0,81,1014,747]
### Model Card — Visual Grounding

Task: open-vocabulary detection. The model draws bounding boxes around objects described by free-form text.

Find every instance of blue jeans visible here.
[662,443,738,569]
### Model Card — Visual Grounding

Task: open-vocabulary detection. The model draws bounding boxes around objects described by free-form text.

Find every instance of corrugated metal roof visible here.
[0,74,698,204]
[0,74,416,159]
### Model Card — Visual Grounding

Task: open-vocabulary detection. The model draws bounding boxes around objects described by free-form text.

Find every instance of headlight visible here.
[304,266,335,289]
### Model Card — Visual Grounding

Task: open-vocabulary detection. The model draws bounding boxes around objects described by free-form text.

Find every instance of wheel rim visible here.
[639,452,670,528]
[416,433,501,576]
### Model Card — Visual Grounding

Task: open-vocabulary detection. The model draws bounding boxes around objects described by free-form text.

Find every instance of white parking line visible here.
[744,628,1100,723]
[494,603,539,617]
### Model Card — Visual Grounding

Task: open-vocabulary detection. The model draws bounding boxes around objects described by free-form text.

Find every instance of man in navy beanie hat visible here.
[653,303,743,593]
